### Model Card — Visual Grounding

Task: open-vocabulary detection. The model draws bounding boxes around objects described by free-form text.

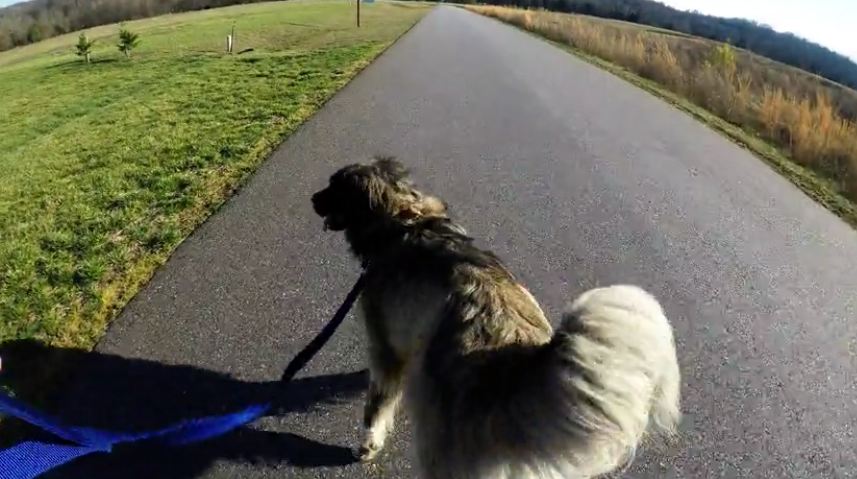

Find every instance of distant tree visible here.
[75,32,95,63]
[117,24,139,57]
[26,23,43,43]
[0,32,11,51]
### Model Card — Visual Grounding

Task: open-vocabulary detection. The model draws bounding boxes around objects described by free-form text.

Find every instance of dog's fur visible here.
[312,158,681,479]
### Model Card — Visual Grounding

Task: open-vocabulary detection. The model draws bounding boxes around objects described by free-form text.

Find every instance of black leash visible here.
[280,273,367,382]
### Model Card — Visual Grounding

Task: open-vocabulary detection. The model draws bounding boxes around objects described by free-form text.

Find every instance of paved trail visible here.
[49,6,857,478]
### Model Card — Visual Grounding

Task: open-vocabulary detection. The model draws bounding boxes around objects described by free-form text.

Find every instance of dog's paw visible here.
[356,440,381,462]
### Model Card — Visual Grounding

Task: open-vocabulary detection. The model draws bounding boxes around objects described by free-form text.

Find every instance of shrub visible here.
[708,43,737,79]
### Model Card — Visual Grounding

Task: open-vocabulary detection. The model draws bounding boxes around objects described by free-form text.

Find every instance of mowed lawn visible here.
[0,1,429,348]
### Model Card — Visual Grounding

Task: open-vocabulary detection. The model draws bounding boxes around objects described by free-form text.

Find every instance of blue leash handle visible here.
[0,393,269,479]
[0,273,366,479]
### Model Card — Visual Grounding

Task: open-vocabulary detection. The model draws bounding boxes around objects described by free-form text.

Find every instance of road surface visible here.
[45,6,857,478]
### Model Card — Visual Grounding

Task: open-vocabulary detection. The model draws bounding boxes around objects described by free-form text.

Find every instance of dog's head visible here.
[312,157,446,232]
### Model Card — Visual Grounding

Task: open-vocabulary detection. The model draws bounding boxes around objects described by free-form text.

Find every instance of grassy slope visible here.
[466,6,857,229]
[0,1,429,349]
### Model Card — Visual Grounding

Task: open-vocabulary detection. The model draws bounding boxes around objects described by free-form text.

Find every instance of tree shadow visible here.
[0,339,367,478]
[44,58,120,71]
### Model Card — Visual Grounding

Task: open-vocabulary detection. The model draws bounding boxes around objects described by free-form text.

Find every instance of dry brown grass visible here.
[469,5,857,205]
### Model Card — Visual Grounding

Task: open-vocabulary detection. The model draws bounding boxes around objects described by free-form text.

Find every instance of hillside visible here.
[467,0,857,93]
[0,0,267,50]
[584,14,857,121]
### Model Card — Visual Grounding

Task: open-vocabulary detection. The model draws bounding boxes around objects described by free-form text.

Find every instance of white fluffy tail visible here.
[650,344,682,437]
[552,285,681,473]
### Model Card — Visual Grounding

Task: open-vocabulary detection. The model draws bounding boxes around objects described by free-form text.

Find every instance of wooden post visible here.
[231,23,235,52]
[357,0,360,27]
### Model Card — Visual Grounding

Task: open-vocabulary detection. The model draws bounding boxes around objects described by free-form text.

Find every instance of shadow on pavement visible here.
[0,339,367,478]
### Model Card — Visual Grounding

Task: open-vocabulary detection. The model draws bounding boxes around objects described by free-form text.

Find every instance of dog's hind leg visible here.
[358,337,405,461]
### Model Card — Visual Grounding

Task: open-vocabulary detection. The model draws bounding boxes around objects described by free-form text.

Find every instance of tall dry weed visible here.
[760,87,788,139]
[643,39,683,90]
[847,122,857,195]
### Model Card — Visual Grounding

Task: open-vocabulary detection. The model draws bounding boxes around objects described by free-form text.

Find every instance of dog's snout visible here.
[312,189,329,216]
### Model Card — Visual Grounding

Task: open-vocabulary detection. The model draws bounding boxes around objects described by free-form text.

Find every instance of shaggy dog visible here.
[311,158,680,479]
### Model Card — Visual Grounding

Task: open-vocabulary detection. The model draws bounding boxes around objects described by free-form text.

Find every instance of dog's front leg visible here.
[358,343,405,462]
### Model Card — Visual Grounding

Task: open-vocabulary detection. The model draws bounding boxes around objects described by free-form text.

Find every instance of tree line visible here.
[461,0,857,91]
[0,0,265,51]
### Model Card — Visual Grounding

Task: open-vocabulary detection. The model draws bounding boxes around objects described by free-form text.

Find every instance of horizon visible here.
[0,0,854,61]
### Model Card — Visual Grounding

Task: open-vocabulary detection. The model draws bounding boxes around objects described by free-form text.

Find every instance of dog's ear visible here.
[372,156,409,182]
[414,194,447,217]
[397,193,447,221]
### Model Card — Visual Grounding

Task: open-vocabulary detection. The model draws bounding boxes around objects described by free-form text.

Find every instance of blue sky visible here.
[0,0,854,59]
[659,0,856,60]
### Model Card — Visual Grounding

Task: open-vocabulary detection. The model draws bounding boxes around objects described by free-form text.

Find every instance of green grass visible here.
[0,0,430,349]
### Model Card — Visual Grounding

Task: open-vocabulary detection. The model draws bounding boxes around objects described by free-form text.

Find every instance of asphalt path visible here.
[43,6,857,478]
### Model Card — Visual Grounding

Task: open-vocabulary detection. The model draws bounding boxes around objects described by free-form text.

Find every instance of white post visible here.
[226,34,233,53]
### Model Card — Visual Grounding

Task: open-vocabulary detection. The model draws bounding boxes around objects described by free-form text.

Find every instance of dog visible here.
[312,157,680,478]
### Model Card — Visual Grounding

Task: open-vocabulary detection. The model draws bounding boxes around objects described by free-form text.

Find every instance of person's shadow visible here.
[0,339,368,478]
